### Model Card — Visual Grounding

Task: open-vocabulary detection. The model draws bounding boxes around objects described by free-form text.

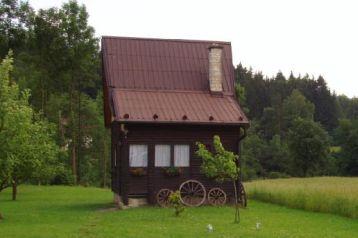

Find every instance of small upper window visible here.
[174,145,190,167]
[155,145,171,167]
[129,145,148,167]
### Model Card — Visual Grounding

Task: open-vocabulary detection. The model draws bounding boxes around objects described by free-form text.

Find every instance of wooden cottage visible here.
[101,36,249,206]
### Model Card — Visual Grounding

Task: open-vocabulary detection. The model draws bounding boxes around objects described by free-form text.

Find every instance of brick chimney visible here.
[208,43,223,93]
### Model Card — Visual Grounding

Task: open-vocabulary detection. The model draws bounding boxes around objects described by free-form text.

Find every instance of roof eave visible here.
[113,119,250,127]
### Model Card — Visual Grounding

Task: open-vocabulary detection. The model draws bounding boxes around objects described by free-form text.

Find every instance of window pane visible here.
[155,145,171,167]
[129,145,148,167]
[174,145,190,167]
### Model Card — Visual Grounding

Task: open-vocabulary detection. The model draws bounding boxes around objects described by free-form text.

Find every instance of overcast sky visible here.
[30,0,357,97]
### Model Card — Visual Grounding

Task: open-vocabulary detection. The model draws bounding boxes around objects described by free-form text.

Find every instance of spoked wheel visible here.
[239,182,247,207]
[179,179,206,207]
[156,189,173,207]
[208,187,227,206]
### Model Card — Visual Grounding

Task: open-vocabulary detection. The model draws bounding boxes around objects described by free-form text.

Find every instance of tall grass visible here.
[245,177,358,218]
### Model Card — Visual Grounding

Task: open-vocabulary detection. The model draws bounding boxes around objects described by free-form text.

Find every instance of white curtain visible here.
[174,145,190,167]
[155,145,171,167]
[129,145,148,167]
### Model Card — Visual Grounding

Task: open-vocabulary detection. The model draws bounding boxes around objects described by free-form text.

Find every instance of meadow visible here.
[0,184,357,238]
[245,176,358,218]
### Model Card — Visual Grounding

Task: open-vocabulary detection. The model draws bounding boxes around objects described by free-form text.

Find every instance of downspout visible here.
[119,123,129,206]
[238,127,247,182]
[237,126,247,205]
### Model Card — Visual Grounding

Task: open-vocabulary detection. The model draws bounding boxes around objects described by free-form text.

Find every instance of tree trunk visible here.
[71,143,77,185]
[233,180,240,223]
[69,83,78,185]
[77,78,81,183]
[102,137,107,188]
[12,179,17,201]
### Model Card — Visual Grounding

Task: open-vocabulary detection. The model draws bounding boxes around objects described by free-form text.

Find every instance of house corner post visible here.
[120,124,129,205]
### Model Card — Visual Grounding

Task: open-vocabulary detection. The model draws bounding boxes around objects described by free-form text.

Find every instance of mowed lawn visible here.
[0,185,357,238]
[245,177,358,218]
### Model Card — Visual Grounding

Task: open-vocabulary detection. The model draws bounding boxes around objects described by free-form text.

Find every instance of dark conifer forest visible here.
[236,64,358,179]
[0,0,356,190]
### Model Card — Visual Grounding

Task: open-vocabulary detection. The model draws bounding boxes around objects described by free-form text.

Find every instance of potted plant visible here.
[130,168,147,176]
[163,167,182,177]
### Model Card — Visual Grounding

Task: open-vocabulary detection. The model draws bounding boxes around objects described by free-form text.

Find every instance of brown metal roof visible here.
[101,36,249,126]
[102,36,235,93]
[112,89,248,125]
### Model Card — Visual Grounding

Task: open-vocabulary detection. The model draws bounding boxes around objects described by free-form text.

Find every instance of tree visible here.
[0,0,34,57]
[334,119,358,175]
[0,52,18,192]
[283,89,315,131]
[236,64,269,119]
[264,135,291,175]
[0,53,59,200]
[336,95,358,120]
[240,123,267,180]
[15,1,101,184]
[196,135,241,223]
[287,118,330,176]
[261,107,279,139]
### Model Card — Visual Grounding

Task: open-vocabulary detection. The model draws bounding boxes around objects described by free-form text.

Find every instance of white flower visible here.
[207,224,214,232]
[256,222,261,230]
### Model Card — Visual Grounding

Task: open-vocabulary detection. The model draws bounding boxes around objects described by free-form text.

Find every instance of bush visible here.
[168,191,185,217]
[50,169,75,185]
[267,172,290,179]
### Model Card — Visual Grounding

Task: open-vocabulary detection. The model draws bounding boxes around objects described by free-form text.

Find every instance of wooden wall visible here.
[111,123,244,205]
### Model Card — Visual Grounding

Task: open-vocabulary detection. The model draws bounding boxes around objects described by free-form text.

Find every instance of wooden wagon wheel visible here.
[239,182,247,207]
[208,187,227,206]
[156,189,173,207]
[179,180,206,207]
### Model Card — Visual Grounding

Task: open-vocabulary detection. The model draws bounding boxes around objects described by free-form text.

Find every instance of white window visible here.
[174,145,190,167]
[155,145,171,167]
[129,145,148,167]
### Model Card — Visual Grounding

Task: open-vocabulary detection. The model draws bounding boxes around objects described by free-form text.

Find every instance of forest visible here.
[0,0,357,198]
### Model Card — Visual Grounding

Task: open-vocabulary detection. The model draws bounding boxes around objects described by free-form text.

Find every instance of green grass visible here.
[330,146,341,153]
[1,185,357,237]
[245,177,358,218]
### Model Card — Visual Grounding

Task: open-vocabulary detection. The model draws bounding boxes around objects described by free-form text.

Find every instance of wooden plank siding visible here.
[112,123,243,205]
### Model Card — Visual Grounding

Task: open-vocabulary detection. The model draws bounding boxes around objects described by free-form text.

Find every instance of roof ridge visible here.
[113,88,234,96]
[102,35,231,45]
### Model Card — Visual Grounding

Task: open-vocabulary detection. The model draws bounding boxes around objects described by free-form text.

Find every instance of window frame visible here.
[129,144,148,168]
[154,144,171,167]
[153,143,191,168]
[174,144,190,167]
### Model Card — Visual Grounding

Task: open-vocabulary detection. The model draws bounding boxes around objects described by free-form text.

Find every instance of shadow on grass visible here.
[57,202,115,212]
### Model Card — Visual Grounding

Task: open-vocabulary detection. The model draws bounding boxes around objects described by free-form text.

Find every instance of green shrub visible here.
[168,191,185,217]
[50,169,75,185]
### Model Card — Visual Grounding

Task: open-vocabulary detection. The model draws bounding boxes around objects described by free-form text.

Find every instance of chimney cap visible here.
[208,43,224,50]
